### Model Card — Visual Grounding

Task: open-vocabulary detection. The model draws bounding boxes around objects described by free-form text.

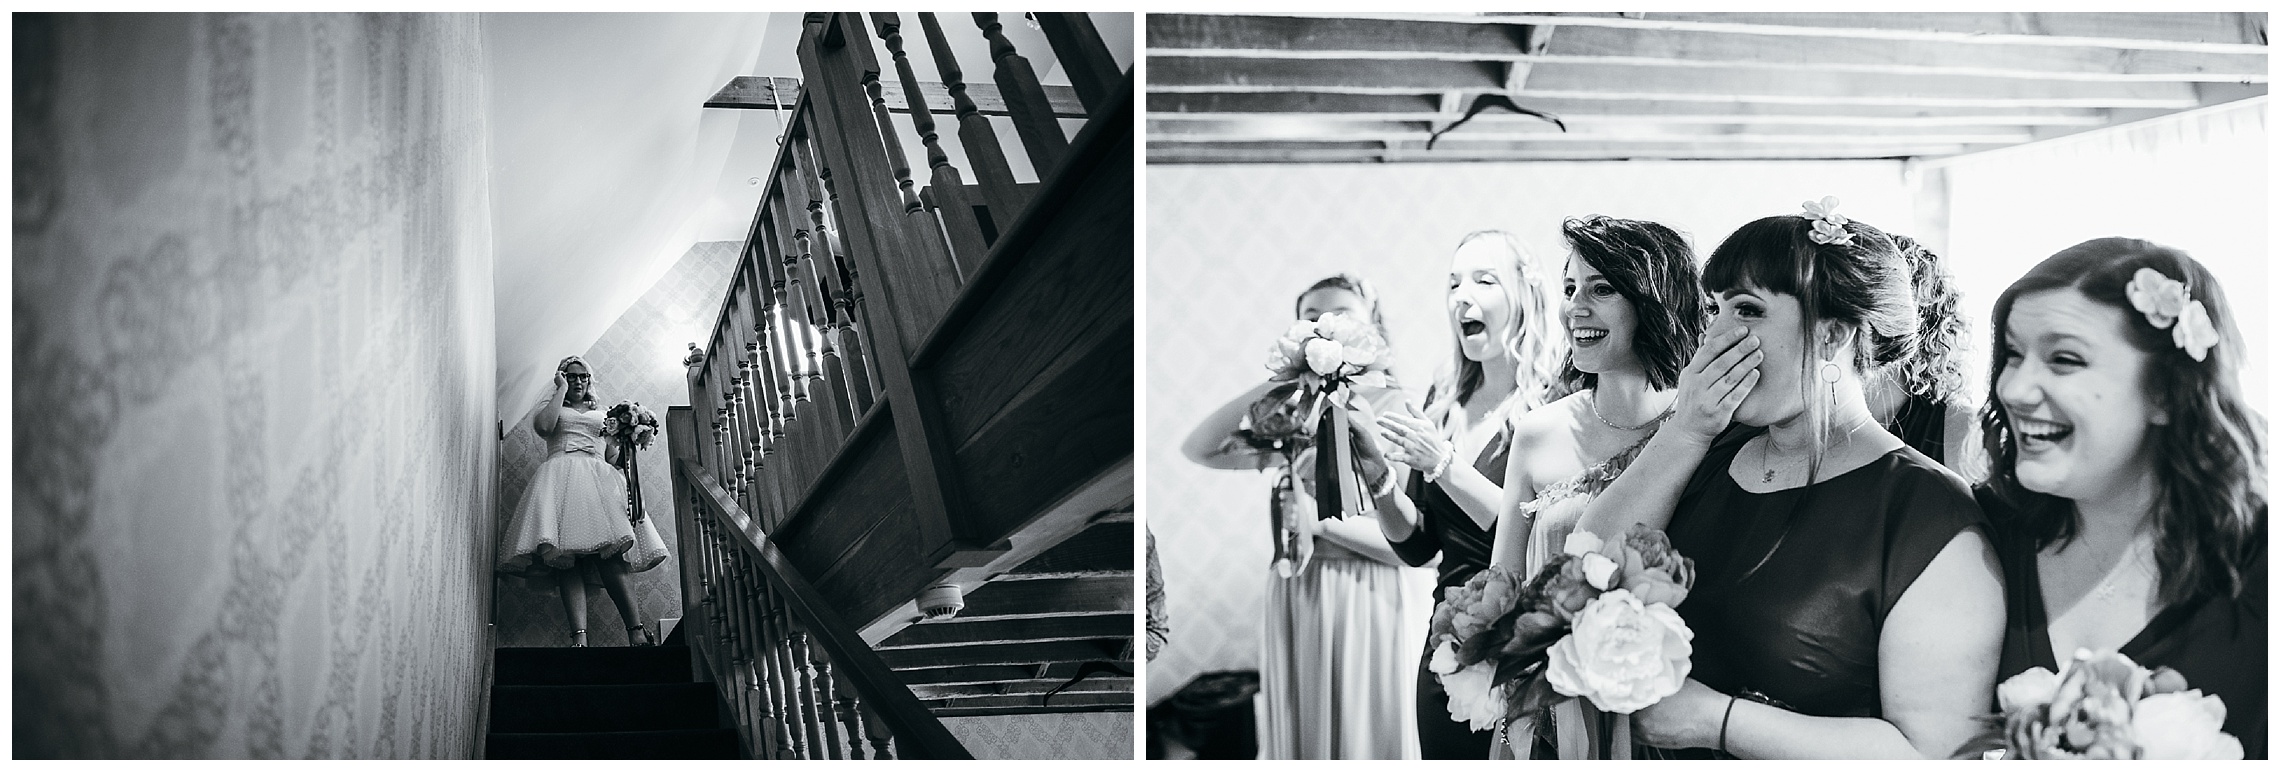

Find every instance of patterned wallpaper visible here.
[1144,161,1918,704]
[15,13,497,758]
[941,712,1134,760]
[492,241,738,647]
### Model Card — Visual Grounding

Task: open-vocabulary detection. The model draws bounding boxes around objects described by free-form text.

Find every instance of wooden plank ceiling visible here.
[875,516,1136,717]
[1147,12,2269,163]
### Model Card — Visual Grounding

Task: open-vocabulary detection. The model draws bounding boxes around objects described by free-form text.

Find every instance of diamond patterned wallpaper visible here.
[1145,161,1918,704]
[493,241,738,648]
[941,712,1133,760]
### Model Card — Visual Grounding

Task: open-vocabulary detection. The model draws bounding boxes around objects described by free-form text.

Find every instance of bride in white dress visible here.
[498,356,671,647]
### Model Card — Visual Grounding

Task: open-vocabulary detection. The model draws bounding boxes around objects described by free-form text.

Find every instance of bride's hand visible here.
[552,371,568,392]
[1669,325,1763,445]
[1634,678,1730,750]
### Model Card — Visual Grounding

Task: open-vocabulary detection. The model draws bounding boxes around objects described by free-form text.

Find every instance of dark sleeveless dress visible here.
[1662,428,1986,741]
[1986,494,2267,760]
[1388,423,1509,759]
[1887,393,1949,465]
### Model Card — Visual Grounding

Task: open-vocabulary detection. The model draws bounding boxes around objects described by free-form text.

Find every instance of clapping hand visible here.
[1669,325,1763,445]
[1374,400,1451,476]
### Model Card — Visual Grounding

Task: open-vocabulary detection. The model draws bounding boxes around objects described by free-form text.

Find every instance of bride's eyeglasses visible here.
[563,373,592,382]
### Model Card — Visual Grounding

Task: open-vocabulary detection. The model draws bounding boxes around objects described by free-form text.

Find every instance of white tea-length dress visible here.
[498,402,669,575]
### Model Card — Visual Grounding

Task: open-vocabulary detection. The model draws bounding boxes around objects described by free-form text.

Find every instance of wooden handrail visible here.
[673,451,971,760]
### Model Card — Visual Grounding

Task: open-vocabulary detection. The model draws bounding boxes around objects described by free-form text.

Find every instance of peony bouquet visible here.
[1967,649,2241,760]
[1261,313,1392,522]
[1427,526,1696,759]
[604,400,660,525]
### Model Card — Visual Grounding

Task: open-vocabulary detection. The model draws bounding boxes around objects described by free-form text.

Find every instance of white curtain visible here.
[1936,98,2267,414]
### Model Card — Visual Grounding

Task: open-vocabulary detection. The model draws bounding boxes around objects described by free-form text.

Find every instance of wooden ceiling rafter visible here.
[1201,12,2270,54]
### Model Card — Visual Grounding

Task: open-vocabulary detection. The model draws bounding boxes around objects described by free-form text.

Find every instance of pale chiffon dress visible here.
[1256,517,1432,759]
[498,402,670,576]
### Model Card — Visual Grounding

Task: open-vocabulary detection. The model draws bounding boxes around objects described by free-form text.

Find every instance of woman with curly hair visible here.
[1980,239,2265,758]
[1870,235,1985,481]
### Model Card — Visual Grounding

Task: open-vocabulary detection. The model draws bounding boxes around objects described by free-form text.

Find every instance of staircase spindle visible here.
[809,637,850,759]
[792,128,881,417]
[862,700,896,759]
[758,581,800,759]
[876,12,989,272]
[771,597,813,759]
[829,667,867,759]
[1034,12,1121,117]
[919,12,1027,226]
[790,628,829,759]
[974,13,1070,180]
[779,151,860,435]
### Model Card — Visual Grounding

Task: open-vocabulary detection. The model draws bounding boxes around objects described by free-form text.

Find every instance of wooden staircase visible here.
[485,628,742,759]
[664,12,1132,759]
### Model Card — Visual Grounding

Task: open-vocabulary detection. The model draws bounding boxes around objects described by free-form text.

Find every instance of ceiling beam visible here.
[923,692,1132,716]
[1149,91,2117,121]
[999,521,1133,579]
[881,639,1126,670]
[1149,118,2037,144]
[704,76,1088,118]
[1148,58,2206,110]
[1151,111,2108,129]
[877,615,1134,650]
[1146,16,2266,83]
[1146,143,2000,164]
[1207,12,2270,54]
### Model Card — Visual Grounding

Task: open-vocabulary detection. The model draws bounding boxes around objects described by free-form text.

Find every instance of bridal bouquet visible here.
[1428,526,1696,759]
[604,401,660,467]
[1263,313,1391,522]
[1969,649,2241,760]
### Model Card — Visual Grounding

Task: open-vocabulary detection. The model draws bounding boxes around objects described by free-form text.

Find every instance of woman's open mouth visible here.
[2013,415,2074,450]
[1573,328,1608,347]
[1461,320,1487,337]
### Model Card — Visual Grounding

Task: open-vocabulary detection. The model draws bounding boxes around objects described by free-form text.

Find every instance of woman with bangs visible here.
[1979,239,2265,758]
[1345,230,1564,758]
[1572,202,2004,758]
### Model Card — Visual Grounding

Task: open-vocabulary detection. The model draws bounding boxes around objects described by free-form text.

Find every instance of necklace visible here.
[1590,390,1670,432]
[2090,537,2155,601]
[1757,436,1811,483]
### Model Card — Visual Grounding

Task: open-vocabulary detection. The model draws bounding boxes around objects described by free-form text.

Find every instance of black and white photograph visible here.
[1143,11,2267,761]
[16,10,1133,760]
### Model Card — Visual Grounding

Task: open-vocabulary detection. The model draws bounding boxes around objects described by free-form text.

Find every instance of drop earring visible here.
[1819,360,1842,384]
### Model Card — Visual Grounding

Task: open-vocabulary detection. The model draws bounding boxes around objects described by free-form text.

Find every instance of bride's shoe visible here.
[627,622,657,647]
[569,628,588,648]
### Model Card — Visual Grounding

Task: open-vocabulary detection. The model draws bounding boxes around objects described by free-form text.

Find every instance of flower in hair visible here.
[2125,267,2191,329]
[2173,299,2217,362]
[1802,196,1853,246]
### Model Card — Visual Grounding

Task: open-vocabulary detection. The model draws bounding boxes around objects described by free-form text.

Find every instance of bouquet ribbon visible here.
[1553,699,1633,760]
[1311,385,1370,521]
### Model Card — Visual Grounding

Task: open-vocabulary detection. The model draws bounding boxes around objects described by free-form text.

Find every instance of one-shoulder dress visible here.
[498,403,670,576]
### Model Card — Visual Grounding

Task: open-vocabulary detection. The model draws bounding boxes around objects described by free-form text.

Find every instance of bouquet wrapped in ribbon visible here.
[603,400,660,524]
[1965,649,2242,760]
[1218,381,1317,578]
[1262,312,1392,523]
[1427,526,1697,759]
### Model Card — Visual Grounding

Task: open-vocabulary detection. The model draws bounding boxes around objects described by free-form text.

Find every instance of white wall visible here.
[1145,160,1917,703]
[1935,98,2267,415]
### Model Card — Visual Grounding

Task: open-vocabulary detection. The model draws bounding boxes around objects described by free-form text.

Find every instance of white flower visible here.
[1997,667,2060,713]
[1303,338,1344,376]
[1545,589,1693,714]
[2126,267,2191,329]
[1581,552,1619,591]
[1562,531,1604,558]
[2173,300,2218,362]
[2133,690,2242,760]
[1440,661,1509,733]
[1428,641,1463,676]
[1801,196,1848,227]
[1808,219,1853,246]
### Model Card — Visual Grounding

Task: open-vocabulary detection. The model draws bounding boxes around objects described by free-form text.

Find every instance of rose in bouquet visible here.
[1972,649,2241,760]
[1427,525,1697,757]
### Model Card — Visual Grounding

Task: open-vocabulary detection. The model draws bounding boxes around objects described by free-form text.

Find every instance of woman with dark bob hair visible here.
[1575,200,2003,758]
[1980,238,2265,758]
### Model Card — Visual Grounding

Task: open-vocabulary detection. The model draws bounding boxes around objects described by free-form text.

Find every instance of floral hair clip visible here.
[2125,267,2218,361]
[1802,196,1853,246]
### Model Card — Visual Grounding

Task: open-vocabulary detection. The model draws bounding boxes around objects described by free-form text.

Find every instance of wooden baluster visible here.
[705,345,730,483]
[919,12,1028,227]
[974,13,1070,179]
[770,589,812,759]
[738,238,780,526]
[791,127,878,418]
[775,155,856,441]
[756,212,810,498]
[757,581,799,758]
[829,667,866,759]
[716,542,749,741]
[743,568,779,759]
[808,636,849,758]
[777,211,840,453]
[730,550,767,758]
[1034,12,1121,117]
[727,284,757,504]
[875,12,988,278]
[790,627,829,760]
[861,698,896,759]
